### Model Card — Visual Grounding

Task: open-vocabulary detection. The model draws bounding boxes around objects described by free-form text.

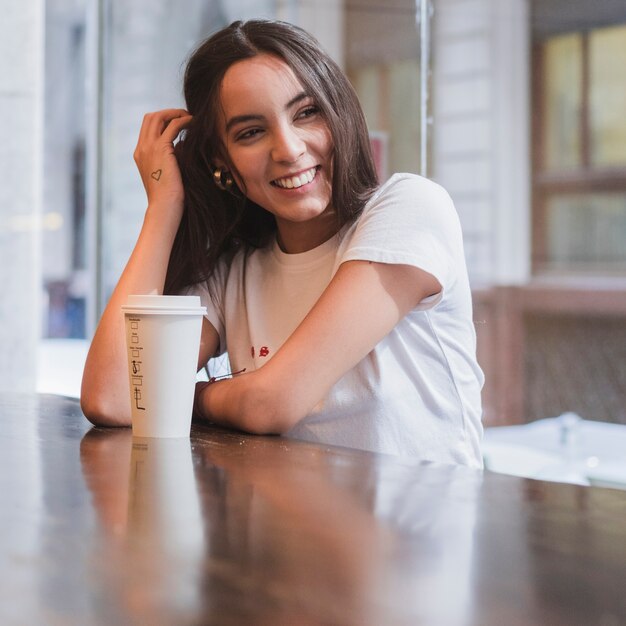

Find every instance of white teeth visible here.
[274,167,317,189]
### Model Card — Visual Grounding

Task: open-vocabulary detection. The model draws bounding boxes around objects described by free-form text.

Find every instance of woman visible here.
[81,19,484,467]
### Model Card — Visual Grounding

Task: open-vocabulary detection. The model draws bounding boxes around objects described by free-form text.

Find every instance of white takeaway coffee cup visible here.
[121,295,207,438]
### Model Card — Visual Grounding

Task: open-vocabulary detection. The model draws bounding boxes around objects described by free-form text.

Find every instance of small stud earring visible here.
[213,167,234,191]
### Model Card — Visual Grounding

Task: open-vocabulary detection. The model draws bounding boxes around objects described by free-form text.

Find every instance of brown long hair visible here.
[165,19,378,295]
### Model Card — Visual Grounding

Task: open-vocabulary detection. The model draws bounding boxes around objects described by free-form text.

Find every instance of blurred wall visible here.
[432,0,531,286]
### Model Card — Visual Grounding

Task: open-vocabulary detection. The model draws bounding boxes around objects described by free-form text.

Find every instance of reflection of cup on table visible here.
[121,295,206,438]
[126,437,205,618]
[128,437,203,547]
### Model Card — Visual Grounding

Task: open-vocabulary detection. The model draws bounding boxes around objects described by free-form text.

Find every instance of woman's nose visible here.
[271,124,305,163]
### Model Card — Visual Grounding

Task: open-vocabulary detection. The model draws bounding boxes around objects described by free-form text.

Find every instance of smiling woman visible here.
[80,19,484,467]
[218,55,336,253]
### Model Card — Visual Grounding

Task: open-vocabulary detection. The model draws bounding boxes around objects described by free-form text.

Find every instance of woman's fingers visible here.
[148,108,191,139]
[160,113,193,144]
[136,109,190,146]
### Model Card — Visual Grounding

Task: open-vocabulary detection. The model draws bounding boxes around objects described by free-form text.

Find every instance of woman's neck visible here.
[275,213,340,254]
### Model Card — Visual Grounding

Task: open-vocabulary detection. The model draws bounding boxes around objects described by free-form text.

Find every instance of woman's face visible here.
[217,54,335,253]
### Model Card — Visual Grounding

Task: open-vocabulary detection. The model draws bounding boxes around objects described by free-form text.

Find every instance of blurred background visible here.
[1,1,625,446]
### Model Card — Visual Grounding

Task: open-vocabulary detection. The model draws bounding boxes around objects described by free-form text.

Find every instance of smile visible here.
[271,166,319,189]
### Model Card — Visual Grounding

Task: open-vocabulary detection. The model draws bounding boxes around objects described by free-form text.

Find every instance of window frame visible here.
[531,28,626,275]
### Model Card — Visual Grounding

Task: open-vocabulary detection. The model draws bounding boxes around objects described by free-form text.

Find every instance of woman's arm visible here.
[195,259,440,434]
[80,109,217,426]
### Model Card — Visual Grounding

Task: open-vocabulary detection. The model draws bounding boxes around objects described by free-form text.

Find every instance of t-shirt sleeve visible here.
[184,259,229,356]
[339,174,463,310]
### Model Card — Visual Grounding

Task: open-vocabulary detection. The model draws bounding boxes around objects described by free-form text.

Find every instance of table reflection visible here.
[80,425,483,625]
[196,439,395,625]
[80,429,205,624]
[2,395,624,625]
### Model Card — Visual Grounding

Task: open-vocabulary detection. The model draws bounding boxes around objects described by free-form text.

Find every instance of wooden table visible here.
[1,394,625,625]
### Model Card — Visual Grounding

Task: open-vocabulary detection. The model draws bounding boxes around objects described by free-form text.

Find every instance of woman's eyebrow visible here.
[225,91,310,133]
[225,114,263,133]
[286,91,309,109]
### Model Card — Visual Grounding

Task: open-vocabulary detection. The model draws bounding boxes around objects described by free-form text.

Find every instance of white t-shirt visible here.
[192,174,484,468]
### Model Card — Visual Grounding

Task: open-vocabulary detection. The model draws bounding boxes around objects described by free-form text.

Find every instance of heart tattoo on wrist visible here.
[150,169,162,181]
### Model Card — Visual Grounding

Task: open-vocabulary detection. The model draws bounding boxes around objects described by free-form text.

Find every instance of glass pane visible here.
[102,3,233,307]
[590,24,626,166]
[43,0,88,338]
[545,193,626,271]
[346,0,425,179]
[542,33,583,171]
[101,2,431,310]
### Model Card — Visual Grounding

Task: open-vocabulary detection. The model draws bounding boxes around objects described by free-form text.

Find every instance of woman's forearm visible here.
[81,109,193,426]
[80,206,181,426]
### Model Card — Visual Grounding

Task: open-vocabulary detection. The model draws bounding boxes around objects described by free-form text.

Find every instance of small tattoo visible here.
[151,169,162,181]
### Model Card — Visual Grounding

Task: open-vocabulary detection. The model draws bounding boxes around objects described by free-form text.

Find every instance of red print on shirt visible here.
[251,345,270,358]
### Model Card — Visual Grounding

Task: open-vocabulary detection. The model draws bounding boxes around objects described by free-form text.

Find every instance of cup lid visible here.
[122,294,206,315]
[126,295,201,308]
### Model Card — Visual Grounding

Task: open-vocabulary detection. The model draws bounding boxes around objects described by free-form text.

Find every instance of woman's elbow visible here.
[239,410,299,436]
[80,385,131,428]
[237,382,306,435]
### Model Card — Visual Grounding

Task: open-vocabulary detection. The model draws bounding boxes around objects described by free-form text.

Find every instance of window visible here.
[533,13,626,274]
[42,0,89,338]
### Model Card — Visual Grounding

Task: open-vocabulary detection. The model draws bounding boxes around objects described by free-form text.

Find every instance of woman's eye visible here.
[298,106,319,119]
[237,128,263,141]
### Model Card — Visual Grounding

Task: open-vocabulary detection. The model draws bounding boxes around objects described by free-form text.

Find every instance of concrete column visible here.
[0,0,44,392]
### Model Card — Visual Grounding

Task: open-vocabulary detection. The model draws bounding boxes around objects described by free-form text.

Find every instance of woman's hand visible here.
[133,108,193,216]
